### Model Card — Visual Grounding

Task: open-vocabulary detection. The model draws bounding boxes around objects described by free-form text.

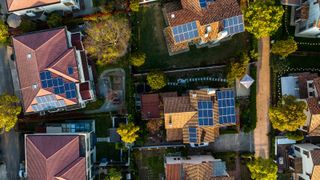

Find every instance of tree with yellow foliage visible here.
[0,20,9,44]
[117,122,140,144]
[269,95,306,132]
[227,53,250,87]
[0,94,21,132]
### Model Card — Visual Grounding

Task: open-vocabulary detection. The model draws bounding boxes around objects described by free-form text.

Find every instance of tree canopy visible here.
[271,38,298,58]
[269,95,306,132]
[117,122,140,144]
[105,168,122,180]
[0,94,21,132]
[0,20,9,44]
[47,12,63,28]
[244,0,284,38]
[227,53,250,87]
[247,157,277,180]
[147,71,167,90]
[130,52,146,67]
[84,16,131,65]
[129,0,140,12]
[285,130,304,141]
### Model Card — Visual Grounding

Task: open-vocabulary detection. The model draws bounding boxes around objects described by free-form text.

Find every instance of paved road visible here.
[207,132,253,152]
[0,45,22,180]
[254,37,271,158]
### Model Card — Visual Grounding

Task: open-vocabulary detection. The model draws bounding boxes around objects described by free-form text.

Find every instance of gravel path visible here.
[254,37,271,158]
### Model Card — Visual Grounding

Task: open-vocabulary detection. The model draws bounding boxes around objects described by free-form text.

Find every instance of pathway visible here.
[254,37,271,158]
[207,132,253,152]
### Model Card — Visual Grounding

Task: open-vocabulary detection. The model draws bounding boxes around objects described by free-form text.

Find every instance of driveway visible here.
[0,45,23,180]
[254,37,271,158]
[207,132,253,152]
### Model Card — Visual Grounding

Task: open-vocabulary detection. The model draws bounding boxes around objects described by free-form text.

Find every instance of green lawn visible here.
[95,113,113,137]
[96,142,121,161]
[135,3,246,71]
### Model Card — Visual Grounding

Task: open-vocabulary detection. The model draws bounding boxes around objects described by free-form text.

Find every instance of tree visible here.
[84,16,131,65]
[0,20,9,44]
[47,12,63,28]
[269,95,306,132]
[129,0,140,12]
[271,38,298,58]
[247,157,277,180]
[227,53,250,86]
[0,94,21,132]
[285,130,304,141]
[244,0,284,38]
[147,119,163,135]
[19,19,37,32]
[105,168,122,180]
[117,122,140,144]
[130,52,146,67]
[147,71,167,90]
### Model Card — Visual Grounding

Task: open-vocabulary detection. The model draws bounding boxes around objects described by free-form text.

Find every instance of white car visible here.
[190,142,209,148]
[18,162,26,178]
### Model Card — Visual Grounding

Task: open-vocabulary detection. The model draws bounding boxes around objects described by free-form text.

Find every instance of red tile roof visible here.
[297,72,318,99]
[165,0,242,27]
[166,164,182,180]
[307,97,320,115]
[71,32,84,51]
[79,82,92,100]
[141,94,161,120]
[26,135,86,180]
[6,0,60,12]
[13,28,81,112]
[164,96,195,113]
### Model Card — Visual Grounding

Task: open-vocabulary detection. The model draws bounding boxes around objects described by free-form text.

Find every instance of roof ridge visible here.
[54,157,84,178]
[46,136,79,160]
[35,28,66,51]
[47,48,74,69]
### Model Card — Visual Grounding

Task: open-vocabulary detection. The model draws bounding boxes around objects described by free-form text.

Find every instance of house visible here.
[12,27,95,115]
[140,92,177,120]
[25,132,95,180]
[287,143,320,180]
[164,155,234,180]
[281,0,320,38]
[163,89,237,146]
[163,0,244,55]
[5,0,80,17]
[274,136,297,173]
[280,72,320,136]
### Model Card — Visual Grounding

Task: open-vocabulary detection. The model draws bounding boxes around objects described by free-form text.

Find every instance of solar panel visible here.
[199,0,207,7]
[198,101,214,126]
[223,15,245,35]
[217,90,236,124]
[189,127,197,143]
[39,71,77,99]
[172,21,199,43]
[32,95,66,112]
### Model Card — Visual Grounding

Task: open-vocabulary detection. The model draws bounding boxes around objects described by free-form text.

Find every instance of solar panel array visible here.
[40,71,77,99]
[198,101,214,126]
[172,21,199,43]
[189,127,197,143]
[217,90,236,124]
[31,95,66,112]
[199,0,207,7]
[223,15,245,35]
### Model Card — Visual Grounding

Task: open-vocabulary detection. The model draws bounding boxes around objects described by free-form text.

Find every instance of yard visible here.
[134,3,247,71]
[95,142,123,162]
[95,113,113,137]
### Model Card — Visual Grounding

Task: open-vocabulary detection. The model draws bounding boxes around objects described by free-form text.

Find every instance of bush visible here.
[130,52,146,67]
[147,71,167,90]
[47,12,63,28]
[285,130,304,141]
[0,20,9,44]
[19,19,37,32]
[271,38,298,58]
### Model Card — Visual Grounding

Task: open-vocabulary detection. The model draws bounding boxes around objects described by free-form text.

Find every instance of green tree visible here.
[244,0,284,38]
[285,130,304,141]
[247,157,277,180]
[117,122,140,144]
[84,16,131,65]
[0,94,21,132]
[130,52,146,67]
[47,12,63,28]
[105,168,122,180]
[147,71,167,90]
[19,19,37,32]
[129,0,140,12]
[227,53,250,87]
[271,38,298,58]
[269,95,306,132]
[0,20,9,44]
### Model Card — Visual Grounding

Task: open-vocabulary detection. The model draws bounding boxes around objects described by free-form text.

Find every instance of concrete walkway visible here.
[207,132,253,152]
[254,37,271,158]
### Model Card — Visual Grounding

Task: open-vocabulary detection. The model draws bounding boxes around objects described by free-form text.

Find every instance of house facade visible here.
[281,0,320,38]
[280,72,320,136]
[163,0,245,55]
[163,89,237,146]
[6,0,80,17]
[164,155,233,179]
[13,27,95,115]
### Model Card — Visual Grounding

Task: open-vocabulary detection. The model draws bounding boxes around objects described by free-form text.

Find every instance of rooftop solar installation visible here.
[40,71,77,99]
[189,127,197,143]
[217,90,236,124]
[172,21,199,43]
[198,101,214,126]
[31,94,66,112]
[223,15,245,35]
[199,0,207,7]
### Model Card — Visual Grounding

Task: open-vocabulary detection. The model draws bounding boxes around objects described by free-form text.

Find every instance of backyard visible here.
[134,3,247,71]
